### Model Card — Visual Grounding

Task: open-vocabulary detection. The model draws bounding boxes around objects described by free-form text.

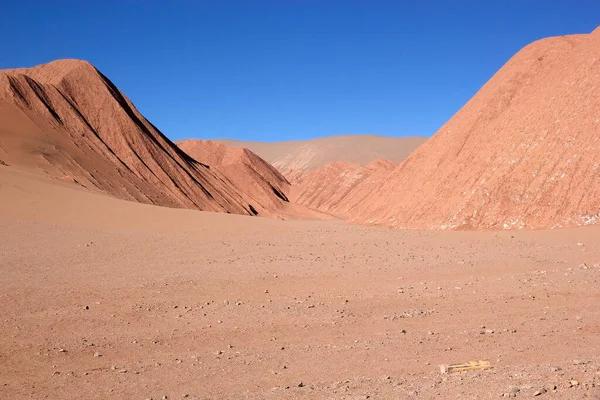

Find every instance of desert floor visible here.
[1,167,599,399]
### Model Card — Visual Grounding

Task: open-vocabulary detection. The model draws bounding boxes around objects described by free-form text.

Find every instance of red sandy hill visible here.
[350,29,600,230]
[289,158,397,217]
[0,59,259,215]
[176,140,291,213]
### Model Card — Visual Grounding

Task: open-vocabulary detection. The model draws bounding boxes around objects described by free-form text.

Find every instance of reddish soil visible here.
[2,28,600,400]
[350,29,600,230]
[0,60,257,215]
[289,158,397,217]
[177,140,291,214]
[1,166,599,399]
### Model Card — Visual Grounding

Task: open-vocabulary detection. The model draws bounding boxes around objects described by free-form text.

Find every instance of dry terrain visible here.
[349,28,600,230]
[1,166,599,399]
[218,135,426,183]
[289,159,398,217]
[177,140,291,210]
[0,60,259,215]
[2,27,600,400]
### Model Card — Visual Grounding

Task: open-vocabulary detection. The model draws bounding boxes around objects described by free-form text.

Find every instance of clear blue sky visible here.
[1,1,599,142]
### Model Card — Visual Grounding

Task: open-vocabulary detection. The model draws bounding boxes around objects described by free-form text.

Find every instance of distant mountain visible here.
[218,135,426,183]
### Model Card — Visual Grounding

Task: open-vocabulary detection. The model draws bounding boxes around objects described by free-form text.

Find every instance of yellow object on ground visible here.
[439,360,491,374]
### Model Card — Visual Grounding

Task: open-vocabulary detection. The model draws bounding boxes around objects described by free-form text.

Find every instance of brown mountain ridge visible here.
[0,59,263,216]
[350,28,600,230]
[218,135,426,184]
[4,27,598,231]
[289,158,398,217]
[176,139,291,213]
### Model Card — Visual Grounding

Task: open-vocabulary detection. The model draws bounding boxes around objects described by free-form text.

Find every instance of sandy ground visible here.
[1,167,599,399]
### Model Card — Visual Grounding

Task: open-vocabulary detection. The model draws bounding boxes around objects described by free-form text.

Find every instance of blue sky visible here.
[1,1,599,142]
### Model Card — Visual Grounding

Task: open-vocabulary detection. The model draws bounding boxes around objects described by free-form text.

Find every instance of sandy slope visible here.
[218,135,426,182]
[0,59,257,215]
[350,29,600,230]
[176,139,334,219]
[289,158,397,217]
[1,166,599,399]
[177,140,290,213]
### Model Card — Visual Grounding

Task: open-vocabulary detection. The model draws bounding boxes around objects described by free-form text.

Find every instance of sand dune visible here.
[349,29,600,230]
[0,59,257,215]
[219,135,426,183]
